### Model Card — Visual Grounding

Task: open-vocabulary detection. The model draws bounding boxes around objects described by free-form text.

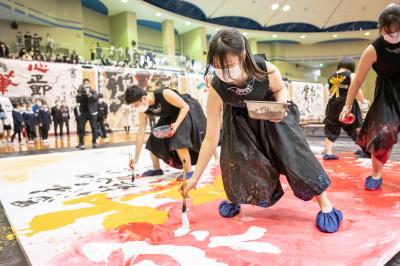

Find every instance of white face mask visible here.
[136,103,148,113]
[214,64,242,83]
[383,31,400,44]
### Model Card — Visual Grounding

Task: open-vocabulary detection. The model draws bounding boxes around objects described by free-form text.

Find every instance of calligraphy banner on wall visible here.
[0,59,82,109]
[291,81,328,123]
[98,67,187,131]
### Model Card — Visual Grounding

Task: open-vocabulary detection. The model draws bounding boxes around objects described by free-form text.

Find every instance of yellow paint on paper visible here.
[21,193,168,237]
[156,175,226,206]
[0,156,63,182]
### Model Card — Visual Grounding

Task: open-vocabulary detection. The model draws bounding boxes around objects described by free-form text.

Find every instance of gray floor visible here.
[0,136,399,266]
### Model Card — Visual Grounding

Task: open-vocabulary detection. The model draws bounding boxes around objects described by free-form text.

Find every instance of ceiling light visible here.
[185,21,191,25]
[365,32,371,36]
[121,0,128,3]
[300,35,306,39]
[215,28,220,31]
[243,32,248,36]
[271,3,279,10]
[156,12,162,16]
[272,34,278,38]
[320,63,324,67]
[332,34,338,38]
[282,5,291,11]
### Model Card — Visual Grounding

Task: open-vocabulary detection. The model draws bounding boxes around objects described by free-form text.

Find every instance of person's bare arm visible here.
[340,45,376,120]
[162,89,189,134]
[181,88,223,196]
[129,112,148,168]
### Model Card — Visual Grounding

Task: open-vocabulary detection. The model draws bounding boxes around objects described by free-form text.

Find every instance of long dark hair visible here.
[205,28,270,81]
[379,4,400,34]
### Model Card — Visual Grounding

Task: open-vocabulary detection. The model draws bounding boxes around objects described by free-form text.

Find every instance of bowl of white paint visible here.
[244,101,290,120]
[153,125,173,139]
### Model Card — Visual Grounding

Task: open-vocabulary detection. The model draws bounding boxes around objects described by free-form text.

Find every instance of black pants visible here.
[41,128,48,140]
[63,120,70,135]
[54,120,63,137]
[98,118,107,138]
[27,126,36,141]
[11,130,21,142]
[78,113,97,145]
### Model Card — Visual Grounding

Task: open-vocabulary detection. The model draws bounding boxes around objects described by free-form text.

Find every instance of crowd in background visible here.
[0,32,200,72]
[0,90,111,147]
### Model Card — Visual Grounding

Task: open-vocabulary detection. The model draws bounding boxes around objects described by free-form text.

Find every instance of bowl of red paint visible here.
[244,101,290,120]
[340,113,355,124]
[153,125,173,139]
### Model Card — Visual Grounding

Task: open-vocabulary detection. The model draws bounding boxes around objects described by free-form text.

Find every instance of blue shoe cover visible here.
[219,200,241,218]
[365,176,382,191]
[316,207,343,233]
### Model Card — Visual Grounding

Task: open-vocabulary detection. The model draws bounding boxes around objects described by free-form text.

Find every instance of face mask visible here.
[214,64,242,83]
[136,104,148,113]
[383,32,400,44]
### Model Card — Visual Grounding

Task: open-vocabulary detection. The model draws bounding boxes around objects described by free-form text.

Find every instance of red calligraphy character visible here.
[0,71,18,95]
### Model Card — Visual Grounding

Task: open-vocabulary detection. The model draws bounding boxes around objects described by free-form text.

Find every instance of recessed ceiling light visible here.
[271,3,279,10]
[365,32,371,36]
[243,32,248,36]
[272,34,278,38]
[156,12,162,16]
[282,5,291,11]
[121,0,128,3]
[320,63,324,67]
[332,34,338,38]
[185,21,191,25]
[300,35,306,39]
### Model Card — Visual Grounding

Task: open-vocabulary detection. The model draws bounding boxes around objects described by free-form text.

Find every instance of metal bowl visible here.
[153,125,173,139]
[244,100,290,120]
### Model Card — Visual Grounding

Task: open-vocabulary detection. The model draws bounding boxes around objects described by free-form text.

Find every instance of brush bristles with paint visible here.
[129,153,135,182]
[181,159,187,214]
[173,160,190,237]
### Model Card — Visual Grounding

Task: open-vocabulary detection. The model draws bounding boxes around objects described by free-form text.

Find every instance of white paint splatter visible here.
[208,226,281,254]
[383,193,400,197]
[174,212,190,237]
[134,260,158,266]
[190,231,209,241]
[81,241,227,266]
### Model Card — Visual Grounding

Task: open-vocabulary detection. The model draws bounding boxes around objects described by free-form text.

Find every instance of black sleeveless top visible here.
[327,70,352,98]
[371,36,400,80]
[145,88,180,118]
[211,60,274,108]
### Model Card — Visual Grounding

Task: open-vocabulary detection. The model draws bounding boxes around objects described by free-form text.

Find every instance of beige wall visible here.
[137,26,181,54]
[182,27,207,62]
[82,8,110,36]
[258,40,370,60]
[271,60,320,82]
